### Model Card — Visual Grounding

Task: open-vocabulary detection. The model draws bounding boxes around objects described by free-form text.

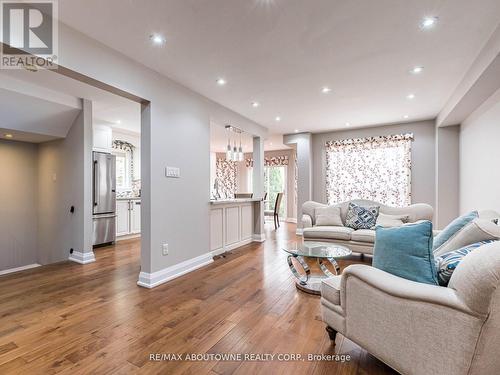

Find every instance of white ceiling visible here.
[58,0,500,134]
[0,87,81,142]
[0,69,141,139]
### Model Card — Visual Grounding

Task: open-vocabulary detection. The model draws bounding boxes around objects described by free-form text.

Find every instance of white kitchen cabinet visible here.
[93,125,113,152]
[116,199,141,238]
[116,200,130,236]
[130,200,141,233]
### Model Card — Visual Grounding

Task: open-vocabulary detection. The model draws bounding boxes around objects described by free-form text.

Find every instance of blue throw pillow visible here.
[373,221,438,285]
[435,240,497,286]
[433,211,478,250]
[345,203,379,230]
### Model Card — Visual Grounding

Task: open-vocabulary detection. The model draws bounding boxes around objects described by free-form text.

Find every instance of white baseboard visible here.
[296,228,303,236]
[137,252,214,289]
[69,251,96,264]
[116,233,141,241]
[0,263,41,276]
[252,233,266,242]
[286,217,297,223]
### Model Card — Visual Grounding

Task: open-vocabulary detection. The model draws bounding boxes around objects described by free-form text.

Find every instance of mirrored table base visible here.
[287,255,341,295]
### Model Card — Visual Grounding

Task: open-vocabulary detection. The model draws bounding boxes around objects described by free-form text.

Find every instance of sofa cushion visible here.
[351,229,376,243]
[315,206,343,227]
[433,211,478,250]
[435,240,498,286]
[376,213,409,228]
[433,218,500,257]
[303,226,354,240]
[345,203,380,230]
[373,221,438,285]
[321,276,341,305]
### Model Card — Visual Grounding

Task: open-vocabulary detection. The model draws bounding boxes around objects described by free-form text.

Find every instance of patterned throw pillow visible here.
[435,240,497,286]
[345,203,380,230]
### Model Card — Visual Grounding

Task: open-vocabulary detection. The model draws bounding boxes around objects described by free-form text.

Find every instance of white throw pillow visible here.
[376,213,409,228]
[315,206,343,227]
[433,218,500,257]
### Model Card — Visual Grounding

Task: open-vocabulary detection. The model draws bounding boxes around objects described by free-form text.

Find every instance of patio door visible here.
[264,166,287,218]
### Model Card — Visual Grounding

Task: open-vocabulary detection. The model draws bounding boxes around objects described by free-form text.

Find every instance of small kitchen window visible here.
[112,140,135,191]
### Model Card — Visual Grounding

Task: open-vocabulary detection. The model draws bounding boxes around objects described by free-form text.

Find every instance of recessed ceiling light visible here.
[269,142,273,146]
[251,101,260,108]
[410,66,424,74]
[115,120,122,124]
[420,16,438,29]
[4,133,13,138]
[150,34,166,45]
[345,122,351,126]
[294,129,299,133]
[216,78,226,86]
[275,116,281,122]
[406,93,416,100]
[403,115,409,119]
[321,87,332,94]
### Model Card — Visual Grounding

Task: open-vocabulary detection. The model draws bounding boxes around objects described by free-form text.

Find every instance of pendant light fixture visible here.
[238,132,244,161]
[225,124,245,162]
[226,126,232,161]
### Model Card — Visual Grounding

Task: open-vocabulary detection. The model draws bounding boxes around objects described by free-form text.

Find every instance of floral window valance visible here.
[245,155,289,168]
[325,133,413,207]
[216,158,237,198]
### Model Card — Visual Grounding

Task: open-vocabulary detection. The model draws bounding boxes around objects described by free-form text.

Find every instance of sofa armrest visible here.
[340,265,482,317]
[302,214,313,229]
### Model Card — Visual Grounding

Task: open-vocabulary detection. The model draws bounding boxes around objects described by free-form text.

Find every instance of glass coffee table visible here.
[283,242,352,295]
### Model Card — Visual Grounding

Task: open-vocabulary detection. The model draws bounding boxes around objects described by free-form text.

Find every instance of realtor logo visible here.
[0,0,58,69]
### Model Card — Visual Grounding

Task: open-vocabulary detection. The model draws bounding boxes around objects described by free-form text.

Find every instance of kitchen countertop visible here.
[210,198,262,205]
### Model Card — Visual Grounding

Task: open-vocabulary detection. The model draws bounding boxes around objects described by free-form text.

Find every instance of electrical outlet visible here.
[162,243,169,256]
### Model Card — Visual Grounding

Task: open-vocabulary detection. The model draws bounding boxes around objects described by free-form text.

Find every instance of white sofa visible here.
[301,200,434,255]
[320,241,500,375]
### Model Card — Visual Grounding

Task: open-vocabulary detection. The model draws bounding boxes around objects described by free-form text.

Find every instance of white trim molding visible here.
[137,252,214,289]
[296,228,303,236]
[286,217,297,223]
[0,263,41,276]
[69,251,96,264]
[252,233,266,242]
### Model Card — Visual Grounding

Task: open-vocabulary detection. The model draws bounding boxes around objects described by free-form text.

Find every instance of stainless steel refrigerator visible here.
[93,152,116,246]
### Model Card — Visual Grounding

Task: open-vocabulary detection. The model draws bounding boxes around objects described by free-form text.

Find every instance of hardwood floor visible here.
[0,224,396,374]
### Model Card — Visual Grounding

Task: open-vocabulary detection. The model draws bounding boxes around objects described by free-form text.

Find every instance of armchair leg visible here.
[326,326,337,342]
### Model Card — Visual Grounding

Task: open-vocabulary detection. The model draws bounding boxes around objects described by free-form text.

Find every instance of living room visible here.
[0,1,500,374]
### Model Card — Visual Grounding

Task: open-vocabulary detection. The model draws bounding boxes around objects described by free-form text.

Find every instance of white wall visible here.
[460,90,500,213]
[311,121,436,208]
[0,140,38,271]
[57,24,267,279]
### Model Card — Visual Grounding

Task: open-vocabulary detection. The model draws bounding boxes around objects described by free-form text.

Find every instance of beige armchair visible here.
[321,241,500,375]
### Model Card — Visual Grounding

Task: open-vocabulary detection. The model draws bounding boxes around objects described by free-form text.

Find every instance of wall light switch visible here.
[165,166,180,178]
[162,243,169,256]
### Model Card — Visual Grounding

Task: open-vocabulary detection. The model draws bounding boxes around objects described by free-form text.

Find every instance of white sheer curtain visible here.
[325,133,413,207]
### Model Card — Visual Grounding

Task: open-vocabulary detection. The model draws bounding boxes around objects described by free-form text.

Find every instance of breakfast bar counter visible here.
[209,198,263,255]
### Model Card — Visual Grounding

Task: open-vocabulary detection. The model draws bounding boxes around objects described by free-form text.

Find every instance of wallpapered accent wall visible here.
[325,133,413,207]
[216,158,237,198]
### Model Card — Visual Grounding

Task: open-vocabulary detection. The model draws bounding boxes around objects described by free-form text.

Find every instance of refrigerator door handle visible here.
[93,160,98,207]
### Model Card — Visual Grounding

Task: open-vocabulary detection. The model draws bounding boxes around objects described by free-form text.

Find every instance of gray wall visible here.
[435,125,460,228]
[37,103,93,264]
[0,140,38,271]
[460,92,500,213]
[56,24,268,276]
[311,120,436,208]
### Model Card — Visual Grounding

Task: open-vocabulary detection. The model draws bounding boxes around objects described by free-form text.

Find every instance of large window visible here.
[325,133,413,207]
[264,166,287,218]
